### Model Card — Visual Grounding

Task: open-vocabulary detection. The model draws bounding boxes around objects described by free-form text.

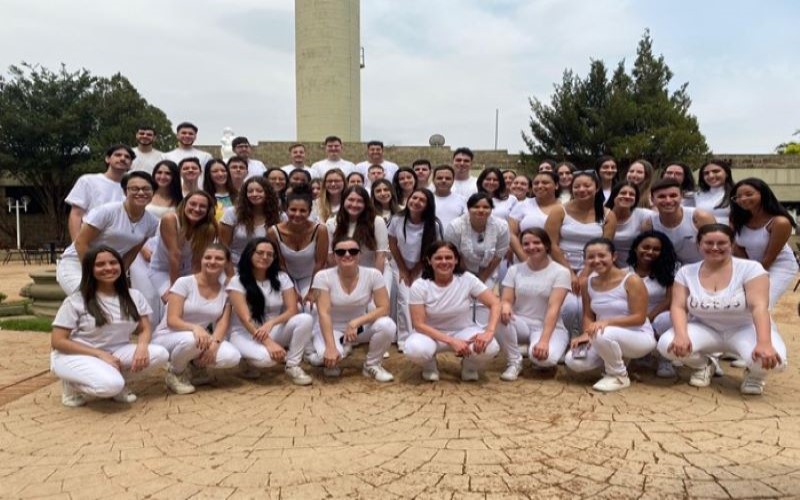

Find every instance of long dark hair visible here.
[660,162,696,193]
[697,160,734,209]
[266,167,289,208]
[202,158,237,202]
[730,178,797,234]
[401,188,441,260]
[421,241,464,280]
[604,181,641,209]
[176,190,219,262]
[571,171,606,223]
[79,246,140,327]
[237,238,282,324]
[235,177,281,235]
[152,160,183,205]
[477,167,508,200]
[626,230,677,288]
[393,166,418,202]
[334,186,377,250]
[370,178,399,215]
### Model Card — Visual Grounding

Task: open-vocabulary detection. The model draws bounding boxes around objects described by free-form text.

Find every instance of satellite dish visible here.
[429,134,445,147]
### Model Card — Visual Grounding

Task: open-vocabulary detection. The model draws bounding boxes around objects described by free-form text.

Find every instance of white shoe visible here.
[730,358,748,369]
[689,360,714,388]
[112,386,137,404]
[592,374,631,392]
[710,356,724,377]
[397,340,406,352]
[422,361,439,382]
[239,360,261,379]
[500,363,522,382]
[461,367,480,382]
[191,365,212,385]
[323,366,342,378]
[165,368,196,395]
[304,352,324,367]
[656,359,676,378]
[61,380,86,407]
[285,365,313,386]
[363,364,394,383]
[740,371,765,395]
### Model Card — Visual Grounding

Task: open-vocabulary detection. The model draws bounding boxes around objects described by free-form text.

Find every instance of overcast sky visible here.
[1,0,797,156]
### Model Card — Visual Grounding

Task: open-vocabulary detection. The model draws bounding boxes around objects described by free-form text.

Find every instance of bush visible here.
[0,317,52,332]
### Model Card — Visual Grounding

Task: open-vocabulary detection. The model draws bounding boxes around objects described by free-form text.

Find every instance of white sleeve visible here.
[131,289,153,318]
[466,273,489,298]
[508,200,525,222]
[552,264,572,290]
[278,272,294,291]
[374,216,389,252]
[169,276,193,298]
[64,176,91,210]
[311,269,331,292]
[387,216,400,238]
[501,264,518,289]
[740,259,768,282]
[674,266,690,288]
[444,218,461,246]
[408,280,426,305]
[83,203,115,231]
[220,207,237,227]
[369,268,386,291]
[226,275,245,294]
[494,220,510,257]
[52,295,81,330]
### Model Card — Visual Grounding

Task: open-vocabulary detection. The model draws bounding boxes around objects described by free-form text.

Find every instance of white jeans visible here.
[657,322,788,379]
[152,331,241,373]
[495,316,569,367]
[395,270,417,343]
[560,292,583,337]
[651,311,672,337]
[129,253,163,324]
[768,266,796,309]
[55,256,82,295]
[229,313,313,368]
[51,344,169,398]
[312,317,396,367]
[403,325,500,372]
[565,326,656,377]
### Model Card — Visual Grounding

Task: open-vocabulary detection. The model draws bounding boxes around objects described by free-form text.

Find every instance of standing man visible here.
[281,143,311,174]
[355,140,399,186]
[164,122,213,180]
[412,159,432,189]
[232,136,267,179]
[131,125,164,173]
[431,165,466,230]
[310,136,355,179]
[451,147,479,199]
[66,144,134,241]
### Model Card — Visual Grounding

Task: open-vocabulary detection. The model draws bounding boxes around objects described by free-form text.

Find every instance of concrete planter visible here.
[0,301,30,317]
[20,269,65,318]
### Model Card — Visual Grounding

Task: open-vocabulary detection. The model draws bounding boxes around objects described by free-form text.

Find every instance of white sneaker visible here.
[461,366,480,382]
[61,380,86,407]
[112,386,137,403]
[323,366,342,378]
[656,359,676,378]
[500,363,522,382]
[422,361,439,382]
[689,360,714,388]
[592,374,631,392]
[710,356,724,377]
[165,368,196,395]
[304,352,324,367]
[740,371,765,395]
[730,358,748,369]
[285,365,313,386]
[239,360,261,379]
[363,364,394,383]
[191,365,212,385]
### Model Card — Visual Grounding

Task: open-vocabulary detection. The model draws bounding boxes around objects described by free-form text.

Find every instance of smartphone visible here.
[572,343,590,359]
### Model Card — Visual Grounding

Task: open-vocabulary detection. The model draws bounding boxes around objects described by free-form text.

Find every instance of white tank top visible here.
[588,273,634,320]
[736,220,799,274]
[612,208,652,267]
[149,218,193,274]
[512,198,550,232]
[274,224,319,281]
[650,207,701,265]
[642,275,667,314]
[559,211,604,271]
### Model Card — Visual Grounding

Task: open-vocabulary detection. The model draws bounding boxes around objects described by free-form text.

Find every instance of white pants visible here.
[403,326,500,372]
[395,269,417,343]
[51,344,169,398]
[768,266,797,309]
[312,317,396,367]
[55,256,82,295]
[495,316,569,367]
[384,262,398,337]
[152,331,241,373]
[651,311,672,337]
[129,254,163,324]
[147,268,172,299]
[565,326,656,377]
[560,292,583,337]
[229,314,313,368]
[657,322,788,379]
[471,275,497,328]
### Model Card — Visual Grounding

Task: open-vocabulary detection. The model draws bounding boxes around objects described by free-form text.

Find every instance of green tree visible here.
[0,62,174,242]
[522,30,709,169]
[776,130,800,155]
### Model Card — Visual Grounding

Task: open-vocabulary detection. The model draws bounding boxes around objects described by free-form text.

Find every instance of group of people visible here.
[50,123,796,407]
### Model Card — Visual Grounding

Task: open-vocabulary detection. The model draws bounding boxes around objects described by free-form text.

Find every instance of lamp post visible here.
[7,196,31,249]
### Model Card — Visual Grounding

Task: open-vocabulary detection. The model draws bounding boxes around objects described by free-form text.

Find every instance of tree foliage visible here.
[0,62,174,241]
[776,130,800,155]
[522,30,709,169]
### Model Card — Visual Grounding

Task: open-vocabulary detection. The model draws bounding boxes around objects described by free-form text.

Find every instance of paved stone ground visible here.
[0,265,799,499]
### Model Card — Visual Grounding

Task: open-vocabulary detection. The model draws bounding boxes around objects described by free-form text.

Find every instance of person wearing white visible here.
[219,177,283,265]
[432,165,466,230]
[131,127,164,173]
[508,172,561,261]
[451,147,479,199]
[695,161,734,224]
[730,178,799,308]
[495,228,571,381]
[163,122,212,185]
[311,136,355,178]
[66,144,133,241]
[605,182,653,267]
[476,167,517,221]
[355,140,399,187]
[153,245,241,395]
[404,242,501,381]
[51,247,168,407]
[312,238,396,382]
[231,136,268,179]
[565,238,656,392]
[58,173,158,295]
[388,189,443,348]
[444,193,510,325]
[658,225,788,395]
[326,186,389,272]
[227,238,314,385]
[281,143,311,174]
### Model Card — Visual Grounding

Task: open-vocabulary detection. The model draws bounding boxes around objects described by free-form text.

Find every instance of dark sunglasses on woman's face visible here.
[334,248,360,256]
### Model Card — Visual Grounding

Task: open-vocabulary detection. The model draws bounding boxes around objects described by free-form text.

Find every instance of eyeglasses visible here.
[333,248,360,256]
[573,169,597,177]
[127,187,153,194]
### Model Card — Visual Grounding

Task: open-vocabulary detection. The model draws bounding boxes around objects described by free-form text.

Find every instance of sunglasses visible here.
[573,169,598,177]
[333,248,360,256]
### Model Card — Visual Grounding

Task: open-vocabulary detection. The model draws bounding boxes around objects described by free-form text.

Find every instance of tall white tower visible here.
[295,0,361,142]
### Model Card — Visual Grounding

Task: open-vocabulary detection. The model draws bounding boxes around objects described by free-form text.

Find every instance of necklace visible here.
[125,204,146,233]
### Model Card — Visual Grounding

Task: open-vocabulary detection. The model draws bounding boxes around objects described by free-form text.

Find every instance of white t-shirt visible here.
[281,164,311,175]
[452,176,478,199]
[677,258,767,332]
[694,187,730,224]
[325,216,389,269]
[491,196,518,221]
[312,267,385,331]
[62,202,158,260]
[388,216,425,269]
[355,160,399,186]
[434,192,467,230]
[409,273,488,333]
[65,173,124,212]
[246,159,268,180]
[502,260,571,323]
[310,158,355,179]
[131,148,164,173]
[53,289,152,350]
[226,272,294,328]
[220,206,268,264]
[164,147,213,185]
[155,275,227,335]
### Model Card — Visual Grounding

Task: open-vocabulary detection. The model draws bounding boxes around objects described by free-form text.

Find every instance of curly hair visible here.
[235,177,281,235]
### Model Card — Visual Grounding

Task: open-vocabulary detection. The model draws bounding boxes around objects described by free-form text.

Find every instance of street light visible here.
[6,196,31,250]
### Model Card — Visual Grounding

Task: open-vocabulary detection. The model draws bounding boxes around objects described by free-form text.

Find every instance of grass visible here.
[0,316,52,332]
